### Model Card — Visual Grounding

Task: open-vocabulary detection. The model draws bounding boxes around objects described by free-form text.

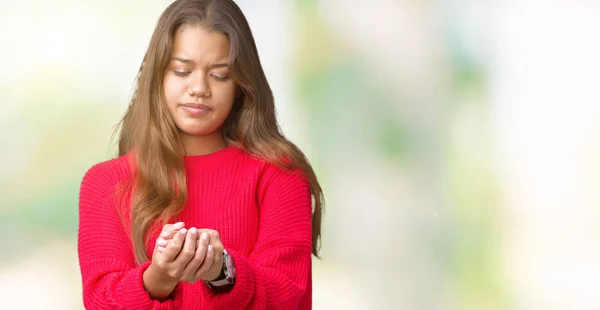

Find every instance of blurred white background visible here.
[1,0,599,309]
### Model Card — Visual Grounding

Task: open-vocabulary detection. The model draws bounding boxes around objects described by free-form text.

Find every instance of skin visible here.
[164,24,237,156]
[142,25,235,301]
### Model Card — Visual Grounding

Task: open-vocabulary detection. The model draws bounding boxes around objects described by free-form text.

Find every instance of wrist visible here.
[149,263,179,288]
[208,264,226,282]
[205,249,236,292]
[143,264,178,300]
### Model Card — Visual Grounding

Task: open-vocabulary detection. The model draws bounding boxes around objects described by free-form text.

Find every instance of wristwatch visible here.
[205,249,236,292]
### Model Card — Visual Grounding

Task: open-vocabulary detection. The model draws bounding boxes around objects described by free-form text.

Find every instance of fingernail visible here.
[190,227,197,234]
[208,245,213,253]
[180,228,187,235]
[174,222,184,227]
[157,239,167,246]
[201,232,208,240]
[161,231,169,237]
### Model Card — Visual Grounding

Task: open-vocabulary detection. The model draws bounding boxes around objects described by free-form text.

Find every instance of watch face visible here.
[225,251,236,280]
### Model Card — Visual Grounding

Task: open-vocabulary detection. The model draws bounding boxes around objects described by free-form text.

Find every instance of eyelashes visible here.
[173,70,190,77]
[172,70,229,82]
[211,74,229,82]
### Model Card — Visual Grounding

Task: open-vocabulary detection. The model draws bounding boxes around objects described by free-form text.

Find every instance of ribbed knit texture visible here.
[78,146,313,309]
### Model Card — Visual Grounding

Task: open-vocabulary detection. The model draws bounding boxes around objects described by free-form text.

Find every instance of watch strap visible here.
[205,250,235,292]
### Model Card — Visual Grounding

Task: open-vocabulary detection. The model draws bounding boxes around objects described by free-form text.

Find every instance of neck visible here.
[180,130,226,156]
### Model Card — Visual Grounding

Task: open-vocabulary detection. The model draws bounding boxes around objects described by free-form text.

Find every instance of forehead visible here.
[171,25,230,63]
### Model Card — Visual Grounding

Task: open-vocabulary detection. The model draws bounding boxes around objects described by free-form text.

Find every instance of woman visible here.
[77,0,323,309]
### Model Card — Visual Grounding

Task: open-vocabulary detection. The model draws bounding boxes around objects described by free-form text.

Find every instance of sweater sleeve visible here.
[77,161,183,310]
[199,165,314,310]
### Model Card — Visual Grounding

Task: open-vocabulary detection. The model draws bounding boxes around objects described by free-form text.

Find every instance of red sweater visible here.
[78,146,313,309]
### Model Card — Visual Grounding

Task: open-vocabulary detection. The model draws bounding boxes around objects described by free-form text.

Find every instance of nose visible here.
[188,73,211,97]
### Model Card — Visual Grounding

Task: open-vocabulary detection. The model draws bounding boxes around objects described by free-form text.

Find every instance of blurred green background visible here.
[1,1,600,309]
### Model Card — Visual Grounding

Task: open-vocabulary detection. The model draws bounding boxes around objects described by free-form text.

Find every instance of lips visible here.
[179,103,212,110]
[179,103,212,116]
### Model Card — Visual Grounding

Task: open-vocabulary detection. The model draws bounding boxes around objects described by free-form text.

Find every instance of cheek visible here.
[213,83,237,108]
[164,78,185,104]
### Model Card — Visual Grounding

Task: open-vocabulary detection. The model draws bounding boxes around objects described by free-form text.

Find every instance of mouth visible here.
[179,103,212,116]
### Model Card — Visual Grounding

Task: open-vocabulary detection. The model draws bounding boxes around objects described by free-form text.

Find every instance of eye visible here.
[210,73,229,82]
[173,70,190,77]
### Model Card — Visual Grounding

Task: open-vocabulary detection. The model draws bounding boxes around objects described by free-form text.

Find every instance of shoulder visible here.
[79,154,135,217]
[80,153,134,191]
[233,147,305,182]
[254,161,310,201]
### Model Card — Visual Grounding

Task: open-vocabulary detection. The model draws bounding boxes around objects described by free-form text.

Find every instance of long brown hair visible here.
[117,0,324,264]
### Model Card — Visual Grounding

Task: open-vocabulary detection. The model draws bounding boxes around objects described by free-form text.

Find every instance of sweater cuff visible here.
[122,262,184,309]
[199,251,254,309]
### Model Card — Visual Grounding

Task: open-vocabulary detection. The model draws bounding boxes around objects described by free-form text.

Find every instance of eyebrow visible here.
[172,57,229,68]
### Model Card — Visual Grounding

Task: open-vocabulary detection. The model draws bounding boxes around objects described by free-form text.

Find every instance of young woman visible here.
[77,0,323,309]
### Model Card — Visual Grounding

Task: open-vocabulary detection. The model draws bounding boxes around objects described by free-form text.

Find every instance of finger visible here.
[211,241,224,259]
[195,244,215,279]
[156,238,168,248]
[174,227,197,266]
[198,231,209,249]
[160,224,173,233]
[161,227,187,261]
[192,232,210,267]
[208,231,224,255]
[181,232,209,281]
[201,231,223,257]
[154,237,169,255]
[196,231,210,262]
[207,230,221,242]
[195,230,221,248]
[160,222,184,239]
[159,221,180,234]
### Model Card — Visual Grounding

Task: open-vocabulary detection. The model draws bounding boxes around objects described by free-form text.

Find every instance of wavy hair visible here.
[116,0,324,264]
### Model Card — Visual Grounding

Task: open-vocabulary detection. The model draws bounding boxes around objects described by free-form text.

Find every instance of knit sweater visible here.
[78,146,313,309]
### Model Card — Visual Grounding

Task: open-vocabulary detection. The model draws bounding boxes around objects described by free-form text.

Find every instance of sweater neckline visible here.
[183,145,242,169]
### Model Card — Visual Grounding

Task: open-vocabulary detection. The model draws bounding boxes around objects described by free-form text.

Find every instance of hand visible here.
[194,229,225,282]
[157,226,225,282]
[156,222,185,253]
[148,223,199,286]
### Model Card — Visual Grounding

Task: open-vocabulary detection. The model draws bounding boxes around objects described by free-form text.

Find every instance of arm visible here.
[143,263,179,301]
[199,165,314,310]
[78,162,183,310]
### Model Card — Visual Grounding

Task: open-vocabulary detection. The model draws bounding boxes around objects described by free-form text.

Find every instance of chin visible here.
[178,126,220,137]
[180,129,212,137]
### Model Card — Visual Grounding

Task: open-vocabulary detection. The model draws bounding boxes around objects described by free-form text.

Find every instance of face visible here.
[163,25,237,139]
